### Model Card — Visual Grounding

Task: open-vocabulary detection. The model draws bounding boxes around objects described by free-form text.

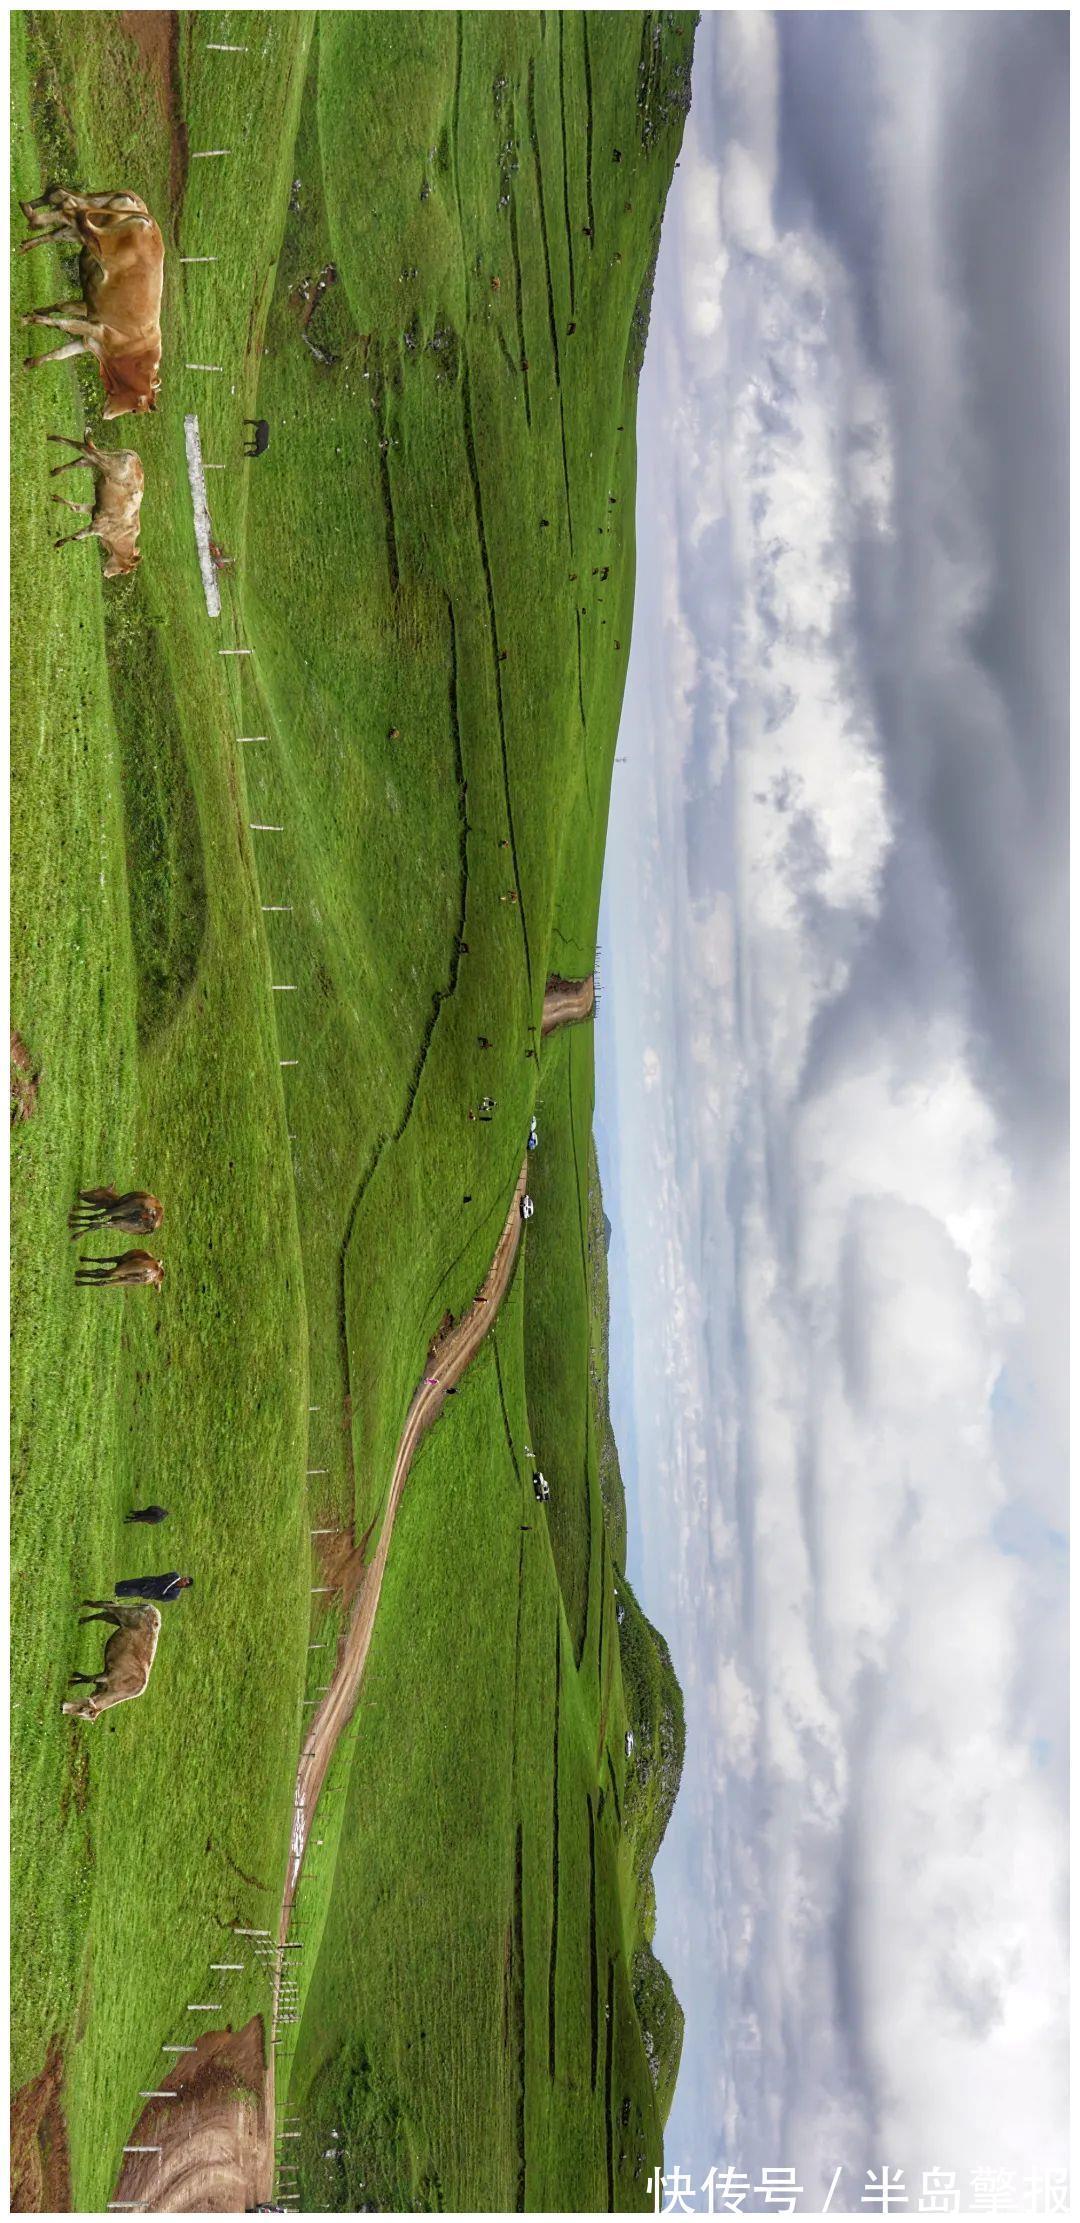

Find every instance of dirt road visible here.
[112,977,592,2211]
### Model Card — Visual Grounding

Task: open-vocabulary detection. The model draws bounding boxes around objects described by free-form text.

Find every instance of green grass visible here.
[588,1130,630,1571]
[12,14,316,2209]
[12,8,693,2209]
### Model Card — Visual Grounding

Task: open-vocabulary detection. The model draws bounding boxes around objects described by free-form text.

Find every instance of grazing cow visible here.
[48,432,144,574]
[62,1602,161,1722]
[74,1249,164,1289]
[243,417,270,458]
[20,188,163,418]
[68,1187,163,1238]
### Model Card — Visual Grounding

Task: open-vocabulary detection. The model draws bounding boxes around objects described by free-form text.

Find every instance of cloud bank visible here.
[596,12,1068,2202]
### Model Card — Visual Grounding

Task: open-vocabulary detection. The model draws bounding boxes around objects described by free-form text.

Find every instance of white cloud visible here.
[598,9,1066,2198]
[710,1659,761,1779]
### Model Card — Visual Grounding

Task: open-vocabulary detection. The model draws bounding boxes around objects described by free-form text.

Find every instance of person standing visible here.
[113,1572,193,1603]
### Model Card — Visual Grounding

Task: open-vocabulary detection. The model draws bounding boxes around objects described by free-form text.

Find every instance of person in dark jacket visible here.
[125,1505,168,1525]
[114,1572,193,1602]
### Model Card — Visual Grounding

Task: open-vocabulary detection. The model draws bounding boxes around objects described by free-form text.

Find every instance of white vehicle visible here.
[624,1730,635,1758]
[529,1114,538,1135]
[533,1472,550,1503]
[521,1194,535,1220]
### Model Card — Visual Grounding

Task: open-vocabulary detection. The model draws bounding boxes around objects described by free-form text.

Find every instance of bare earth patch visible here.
[10,1029,41,1126]
[119,11,189,213]
[11,2038,72,2213]
[112,2016,267,2215]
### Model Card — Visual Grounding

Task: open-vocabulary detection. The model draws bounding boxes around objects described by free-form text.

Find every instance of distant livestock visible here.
[62,1602,161,1722]
[68,1186,163,1238]
[74,1249,164,1289]
[20,188,163,418]
[243,418,270,458]
[48,434,144,576]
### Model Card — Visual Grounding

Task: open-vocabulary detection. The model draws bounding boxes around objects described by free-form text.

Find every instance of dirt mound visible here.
[315,1523,369,1614]
[541,973,595,1032]
[113,2016,268,2214]
[10,1030,41,1126]
[11,2039,71,2213]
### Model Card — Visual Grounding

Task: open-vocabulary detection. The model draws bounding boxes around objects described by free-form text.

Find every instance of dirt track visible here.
[112,978,592,2211]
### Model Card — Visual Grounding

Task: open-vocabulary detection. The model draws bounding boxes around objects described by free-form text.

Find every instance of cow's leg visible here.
[68,1670,98,1683]
[24,340,88,369]
[24,299,85,318]
[52,497,95,514]
[80,1599,115,1611]
[21,311,93,334]
[55,528,97,548]
[17,224,81,252]
[50,460,94,479]
[20,189,77,216]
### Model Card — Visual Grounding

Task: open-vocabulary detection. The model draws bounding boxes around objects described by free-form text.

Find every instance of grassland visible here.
[12,8,692,2210]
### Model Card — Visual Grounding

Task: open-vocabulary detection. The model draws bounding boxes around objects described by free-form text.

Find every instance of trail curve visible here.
[112,977,594,2211]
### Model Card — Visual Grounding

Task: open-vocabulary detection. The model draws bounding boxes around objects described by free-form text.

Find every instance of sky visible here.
[595,12,1068,2207]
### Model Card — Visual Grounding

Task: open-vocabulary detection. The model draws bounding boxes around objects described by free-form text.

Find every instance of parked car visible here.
[624,1730,635,1758]
[521,1194,535,1220]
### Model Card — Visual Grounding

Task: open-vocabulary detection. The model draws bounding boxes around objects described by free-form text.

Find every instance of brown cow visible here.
[62,1602,161,1722]
[68,1187,163,1239]
[19,188,163,418]
[74,1249,164,1289]
[48,432,144,577]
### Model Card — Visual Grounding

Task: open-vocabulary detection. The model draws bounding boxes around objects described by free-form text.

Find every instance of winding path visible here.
[114,977,593,2212]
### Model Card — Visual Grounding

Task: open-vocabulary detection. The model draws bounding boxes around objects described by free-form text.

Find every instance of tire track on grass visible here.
[337,597,469,1496]
[451,21,535,1007]
[558,16,576,319]
[513,1821,527,2207]
[508,141,533,429]
[459,373,534,1007]
[582,17,596,242]
[526,57,575,554]
[548,1609,561,2081]
[604,1958,616,2207]
[566,1032,592,1665]
[587,1792,599,2091]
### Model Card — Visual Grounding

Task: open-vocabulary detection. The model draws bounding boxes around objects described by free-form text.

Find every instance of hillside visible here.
[11,8,694,2210]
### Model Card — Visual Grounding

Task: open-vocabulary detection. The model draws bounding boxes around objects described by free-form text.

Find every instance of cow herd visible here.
[64,1186,168,1715]
[19,184,164,574]
[69,1186,165,1288]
